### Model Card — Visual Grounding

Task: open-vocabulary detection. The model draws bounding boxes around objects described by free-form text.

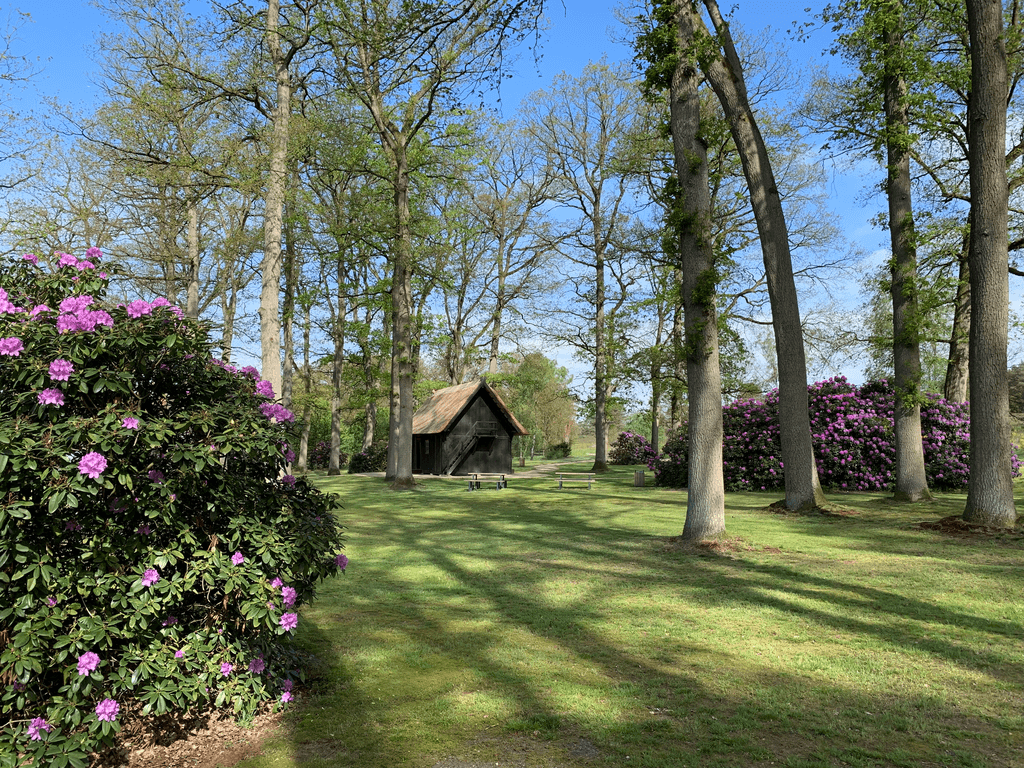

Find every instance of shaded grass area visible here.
[243,466,1024,768]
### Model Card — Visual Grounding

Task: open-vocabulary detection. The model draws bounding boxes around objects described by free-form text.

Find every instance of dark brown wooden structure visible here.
[411,380,528,475]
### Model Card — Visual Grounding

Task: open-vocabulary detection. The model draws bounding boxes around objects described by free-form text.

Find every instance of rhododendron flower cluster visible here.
[655,376,1018,491]
[609,431,658,466]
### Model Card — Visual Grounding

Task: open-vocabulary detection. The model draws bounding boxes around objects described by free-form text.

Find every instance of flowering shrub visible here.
[307,440,348,471]
[655,376,1016,492]
[608,431,657,466]
[0,252,346,766]
[347,442,388,473]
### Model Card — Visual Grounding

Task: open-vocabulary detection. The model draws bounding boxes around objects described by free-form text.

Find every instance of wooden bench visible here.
[466,473,508,490]
[557,473,596,490]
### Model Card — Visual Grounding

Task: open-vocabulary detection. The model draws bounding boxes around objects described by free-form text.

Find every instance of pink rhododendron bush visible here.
[655,376,1020,491]
[0,252,346,767]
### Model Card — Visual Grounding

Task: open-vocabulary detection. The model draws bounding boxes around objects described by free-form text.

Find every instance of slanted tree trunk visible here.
[945,232,971,402]
[883,16,931,502]
[671,0,725,540]
[259,0,291,400]
[963,0,1017,527]
[693,0,826,510]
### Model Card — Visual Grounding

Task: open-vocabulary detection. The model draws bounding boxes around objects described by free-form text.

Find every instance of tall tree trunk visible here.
[694,0,826,510]
[944,232,971,402]
[672,0,725,540]
[297,302,312,473]
[670,290,685,428]
[185,202,200,319]
[591,246,609,473]
[259,0,290,400]
[963,0,1017,527]
[281,168,298,409]
[388,145,416,488]
[330,258,347,476]
[883,17,931,502]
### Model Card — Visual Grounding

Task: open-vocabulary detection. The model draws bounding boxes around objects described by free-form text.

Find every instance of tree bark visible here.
[185,202,200,319]
[963,0,1017,527]
[694,0,826,510]
[671,0,725,540]
[259,0,290,400]
[591,244,609,473]
[944,232,971,402]
[329,258,347,476]
[883,17,931,502]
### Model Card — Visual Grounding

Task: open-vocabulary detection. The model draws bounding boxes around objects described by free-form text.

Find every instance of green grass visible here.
[240,466,1024,768]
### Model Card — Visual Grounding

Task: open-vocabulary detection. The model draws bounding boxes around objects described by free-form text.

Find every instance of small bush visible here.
[0,251,346,765]
[609,431,657,465]
[307,440,348,470]
[348,441,388,473]
[544,442,572,459]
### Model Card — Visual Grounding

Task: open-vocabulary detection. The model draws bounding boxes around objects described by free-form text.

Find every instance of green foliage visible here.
[348,441,388,473]
[543,442,572,460]
[0,253,345,764]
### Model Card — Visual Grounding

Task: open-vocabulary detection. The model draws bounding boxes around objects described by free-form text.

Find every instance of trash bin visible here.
[634,470,645,487]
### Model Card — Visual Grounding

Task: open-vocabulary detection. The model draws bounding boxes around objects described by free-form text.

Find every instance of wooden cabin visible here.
[411,380,528,475]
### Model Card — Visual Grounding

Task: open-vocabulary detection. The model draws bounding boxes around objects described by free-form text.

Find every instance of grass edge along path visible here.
[240,466,1024,768]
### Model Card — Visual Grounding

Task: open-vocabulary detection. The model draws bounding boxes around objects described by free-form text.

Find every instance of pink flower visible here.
[27,717,52,740]
[248,657,265,674]
[282,679,294,692]
[77,652,100,676]
[0,337,24,356]
[48,359,74,381]
[148,469,165,484]
[22,253,38,264]
[334,554,348,571]
[281,474,296,487]
[122,417,140,429]
[38,389,64,407]
[125,299,153,318]
[58,253,78,268]
[279,613,298,631]
[231,551,244,566]
[282,587,297,606]
[138,524,151,535]
[259,402,295,423]
[220,662,233,677]
[95,699,119,722]
[76,260,95,271]
[256,379,275,398]
[29,304,49,317]
[85,246,103,261]
[78,452,107,479]
[161,615,176,626]
[270,577,283,589]
[281,691,292,703]
[46,596,57,607]
[58,295,92,313]
[141,568,160,587]
[175,649,185,659]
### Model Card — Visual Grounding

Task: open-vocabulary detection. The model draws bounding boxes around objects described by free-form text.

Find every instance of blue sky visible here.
[10,0,937,383]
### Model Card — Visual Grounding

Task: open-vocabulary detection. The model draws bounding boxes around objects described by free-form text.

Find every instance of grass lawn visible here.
[241,464,1024,768]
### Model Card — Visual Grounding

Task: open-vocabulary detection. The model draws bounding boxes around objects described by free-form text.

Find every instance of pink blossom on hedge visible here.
[281,691,292,703]
[231,551,244,566]
[175,649,185,659]
[141,568,160,587]
[334,553,348,571]
[259,402,294,424]
[77,652,100,675]
[22,253,38,264]
[0,337,23,356]
[57,253,78,268]
[240,365,260,380]
[282,679,293,692]
[248,657,265,674]
[281,586,296,606]
[78,452,107,479]
[49,359,74,381]
[59,295,92,313]
[281,474,296,487]
[27,717,52,740]
[29,304,49,317]
[270,577,283,589]
[76,260,95,271]
[279,613,298,631]
[255,379,275,398]
[37,389,64,406]
[85,246,103,260]
[125,299,153,318]
[95,699,119,722]
[122,416,140,429]
[220,662,233,677]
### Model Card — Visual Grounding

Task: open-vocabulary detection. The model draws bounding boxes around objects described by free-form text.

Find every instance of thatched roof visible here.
[412,380,528,436]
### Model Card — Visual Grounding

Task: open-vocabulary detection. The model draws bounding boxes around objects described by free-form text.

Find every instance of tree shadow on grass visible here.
[268,483,1024,767]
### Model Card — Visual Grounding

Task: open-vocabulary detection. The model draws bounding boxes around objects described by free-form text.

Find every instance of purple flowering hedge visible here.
[0,252,346,766]
[655,376,1018,491]
[609,431,657,466]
